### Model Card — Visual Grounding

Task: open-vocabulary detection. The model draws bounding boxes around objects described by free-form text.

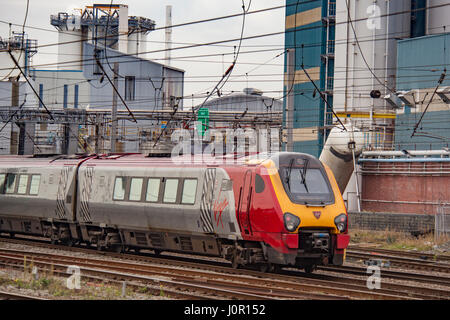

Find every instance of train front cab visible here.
[262,153,350,271]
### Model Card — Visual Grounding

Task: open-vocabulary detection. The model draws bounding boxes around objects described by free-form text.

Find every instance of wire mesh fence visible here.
[435,204,450,243]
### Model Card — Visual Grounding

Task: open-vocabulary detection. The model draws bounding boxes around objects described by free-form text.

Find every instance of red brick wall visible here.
[361,161,450,214]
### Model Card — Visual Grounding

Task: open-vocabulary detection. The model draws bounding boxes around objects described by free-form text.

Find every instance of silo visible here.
[427,0,450,35]
[128,31,147,56]
[334,0,411,113]
[319,123,364,194]
[333,0,410,149]
[56,14,84,70]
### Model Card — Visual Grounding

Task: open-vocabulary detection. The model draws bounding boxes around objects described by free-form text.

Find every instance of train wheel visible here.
[304,265,316,274]
[63,239,74,247]
[231,255,240,269]
[259,263,275,273]
[111,245,123,253]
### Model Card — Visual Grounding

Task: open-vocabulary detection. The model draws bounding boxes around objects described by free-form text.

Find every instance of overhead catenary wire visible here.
[0,0,446,140]
[7,50,55,121]
[3,1,447,75]
[0,0,29,81]
[93,52,137,123]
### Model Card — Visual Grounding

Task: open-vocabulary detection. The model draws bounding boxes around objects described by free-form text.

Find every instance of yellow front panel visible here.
[263,160,346,233]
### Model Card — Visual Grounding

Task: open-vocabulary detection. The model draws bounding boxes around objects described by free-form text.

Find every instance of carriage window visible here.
[146,178,160,202]
[17,175,29,194]
[5,174,17,194]
[29,175,41,195]
[129,178,143,201]
[113,177,126,200]
[163,179,178,203]
[181,179,197,204]
[0,174,5,193]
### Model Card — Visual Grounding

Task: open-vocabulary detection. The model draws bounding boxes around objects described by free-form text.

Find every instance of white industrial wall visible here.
[31,70,89,109]
[57,30,84,71]
[427,0,450,35]
[0,50,25,80]
[333,0,411,114]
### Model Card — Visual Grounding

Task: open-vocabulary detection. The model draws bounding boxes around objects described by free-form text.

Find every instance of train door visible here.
[238,170,253,236]
[200,168,216,233]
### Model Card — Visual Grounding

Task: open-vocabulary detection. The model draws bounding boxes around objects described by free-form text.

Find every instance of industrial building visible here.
[1,4,185,155]
[284,0,450,154]
[284,0,450,214]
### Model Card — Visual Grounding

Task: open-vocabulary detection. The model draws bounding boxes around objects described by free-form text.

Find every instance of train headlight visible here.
[334,214,347,233]
[284,212,300,232]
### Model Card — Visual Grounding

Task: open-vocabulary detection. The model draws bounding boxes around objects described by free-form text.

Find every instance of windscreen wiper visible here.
[300,159,309,193]
[286,158,294,190]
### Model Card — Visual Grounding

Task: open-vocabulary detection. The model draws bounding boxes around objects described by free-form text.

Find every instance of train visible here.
[0,151,350,273]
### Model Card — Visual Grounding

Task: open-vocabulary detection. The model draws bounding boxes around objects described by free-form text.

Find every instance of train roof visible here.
[0,152,320,169]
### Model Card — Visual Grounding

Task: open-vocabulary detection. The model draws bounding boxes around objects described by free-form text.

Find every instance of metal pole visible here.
[349,126,361,212]
[286,49,295,152]
[111,62,118,153]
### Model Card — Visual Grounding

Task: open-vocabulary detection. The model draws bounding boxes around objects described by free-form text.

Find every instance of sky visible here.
[0,0,286,106]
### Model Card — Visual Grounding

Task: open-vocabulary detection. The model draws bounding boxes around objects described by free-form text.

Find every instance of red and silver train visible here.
[0,152,349,272]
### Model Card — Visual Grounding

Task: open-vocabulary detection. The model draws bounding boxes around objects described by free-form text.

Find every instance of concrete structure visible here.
[348,211,435,234]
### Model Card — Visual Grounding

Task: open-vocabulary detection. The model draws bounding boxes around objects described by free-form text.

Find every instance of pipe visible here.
[362,150,450,157]
[362,198,444,206]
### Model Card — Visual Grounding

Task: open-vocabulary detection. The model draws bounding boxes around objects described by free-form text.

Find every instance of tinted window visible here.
[163,179,178,203]
[129,178,143,201]
[17,175,29,194]
[0,174,5,193]
[113,177,126,200]
[146,178,160,202]
[29,175,41,195]
[181,179,197,204]
[255,174,265,193]
[5,174,16,194]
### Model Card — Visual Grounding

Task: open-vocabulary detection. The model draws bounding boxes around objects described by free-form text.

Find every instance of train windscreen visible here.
[280,159,335,205]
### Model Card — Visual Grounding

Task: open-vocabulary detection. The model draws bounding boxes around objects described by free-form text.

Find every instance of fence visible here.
[435,204,450,242]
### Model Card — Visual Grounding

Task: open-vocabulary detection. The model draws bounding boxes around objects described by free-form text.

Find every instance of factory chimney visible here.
[165,5,172,66]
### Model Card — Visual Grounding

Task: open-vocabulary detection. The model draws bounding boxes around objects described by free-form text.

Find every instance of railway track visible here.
[348,245,450,263]
[346,247,450,274]
[0,237,449,299]
[0,290,48,300]
[0,247,404,300]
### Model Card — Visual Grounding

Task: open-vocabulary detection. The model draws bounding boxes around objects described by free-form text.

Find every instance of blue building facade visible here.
[395,33,450,150]
[283,0,335,157]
